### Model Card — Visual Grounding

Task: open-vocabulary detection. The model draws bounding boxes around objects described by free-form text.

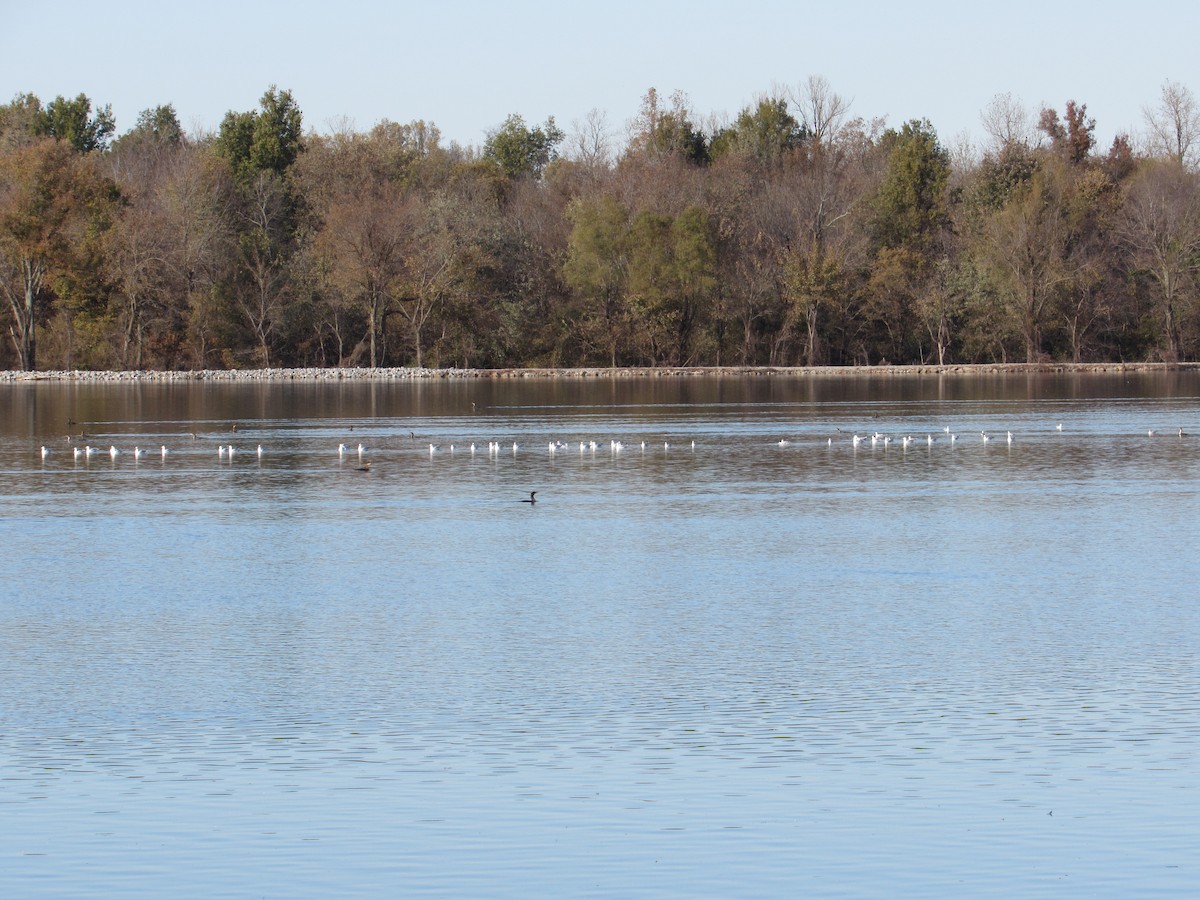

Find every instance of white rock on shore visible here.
[1,363,1197,383]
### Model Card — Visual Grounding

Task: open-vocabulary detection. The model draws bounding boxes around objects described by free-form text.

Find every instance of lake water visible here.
[2,373,1198,897]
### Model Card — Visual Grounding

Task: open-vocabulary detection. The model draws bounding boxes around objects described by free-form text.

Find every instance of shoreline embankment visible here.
[2,363,1200,383]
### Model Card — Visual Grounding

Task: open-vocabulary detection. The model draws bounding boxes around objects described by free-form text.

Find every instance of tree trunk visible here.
[805,303,820,367]
[19,257,43,371]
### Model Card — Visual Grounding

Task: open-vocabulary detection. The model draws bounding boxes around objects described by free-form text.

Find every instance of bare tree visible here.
[777,119,874,365]
[1117,160,1200,359]
[977,162,1071,361]
[567,108,614,169]
[975,158,1108,362]
[230,172,291,366]
[791,75,850,147]
[1143,80,1200,169]
[317,181,406,368]
[981,93,1036,154]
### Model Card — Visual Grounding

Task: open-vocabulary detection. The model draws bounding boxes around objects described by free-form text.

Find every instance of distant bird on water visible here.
[521,491,538,504]
[355,461,371,472]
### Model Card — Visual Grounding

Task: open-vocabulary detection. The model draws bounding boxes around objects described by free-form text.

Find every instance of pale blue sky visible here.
[4,0,1196,152]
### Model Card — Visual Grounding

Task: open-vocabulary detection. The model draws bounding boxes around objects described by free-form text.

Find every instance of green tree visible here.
[484,114,564,180]
[130,105,183,146]
[0,139,113,369]
[710,96,806,166]
[669,205,718,363]
[0,93,115,153]
[872,120,950,254]
[212,88,305,365]
[563,196,631,366]
[627,88,708,165]
[783,241,852,366]
[41,94,116,153]
[866,120,951,361]
[626,205,716,364]
[215,86,303,182]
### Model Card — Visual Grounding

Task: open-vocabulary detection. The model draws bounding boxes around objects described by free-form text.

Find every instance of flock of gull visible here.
[34,420,1195,467]
[34,433,704,466]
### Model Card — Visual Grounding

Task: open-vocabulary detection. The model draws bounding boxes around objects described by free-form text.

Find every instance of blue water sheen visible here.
[1,374,1199,897]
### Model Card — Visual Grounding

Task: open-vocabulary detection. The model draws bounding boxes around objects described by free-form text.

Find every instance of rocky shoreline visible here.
[2,362,1199,383]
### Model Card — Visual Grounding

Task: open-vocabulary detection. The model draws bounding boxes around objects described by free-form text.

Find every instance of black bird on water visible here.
[355,461,371,472]
[521,491,538,504]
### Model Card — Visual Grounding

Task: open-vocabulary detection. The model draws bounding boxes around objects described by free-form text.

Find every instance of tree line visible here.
[2,78,1199,372]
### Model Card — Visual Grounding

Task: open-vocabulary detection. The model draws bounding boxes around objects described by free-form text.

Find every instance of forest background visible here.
[2,78,1200,372]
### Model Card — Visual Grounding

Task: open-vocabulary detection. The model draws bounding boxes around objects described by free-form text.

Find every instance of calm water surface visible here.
[2,374,1198,897]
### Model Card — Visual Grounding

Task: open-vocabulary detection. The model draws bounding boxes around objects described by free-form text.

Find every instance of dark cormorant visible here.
[521,491,537,504]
